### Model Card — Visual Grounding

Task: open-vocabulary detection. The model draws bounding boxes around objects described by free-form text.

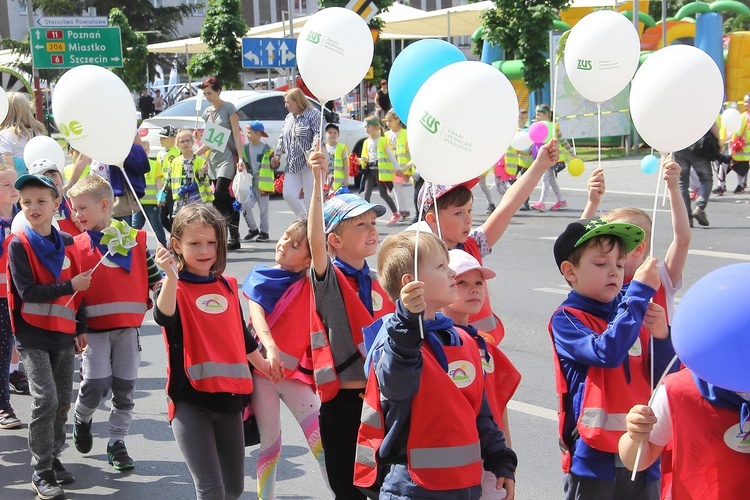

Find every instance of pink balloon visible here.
[529,121,549,144]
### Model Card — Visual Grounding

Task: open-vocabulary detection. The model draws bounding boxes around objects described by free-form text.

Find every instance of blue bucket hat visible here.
[323,194,385,234]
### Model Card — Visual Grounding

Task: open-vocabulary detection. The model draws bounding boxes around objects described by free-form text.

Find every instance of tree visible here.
[481,0,571,92]
[109,8,149,90]
[319,0,395,82]
[187,0,247,90]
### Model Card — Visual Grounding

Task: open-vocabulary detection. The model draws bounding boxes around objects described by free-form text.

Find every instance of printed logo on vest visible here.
[196,294,229,314]
[723,423,750,453]
[628,337,642,357]
[371,290,383,312]
[448,360,476,389]
[62,256,71,270]
[480,350,495,374]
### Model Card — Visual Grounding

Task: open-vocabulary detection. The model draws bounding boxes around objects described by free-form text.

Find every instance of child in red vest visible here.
[307,146,395,499]
[67,174,162,471]
[619,370,750,500]
[549,218,672,499]
[355,231,517,499]
[242,219,329,498]
[154,204,270,499]
[443,249,521,499]
[581,159,690,324]
[7,174,91,499]
[28,158,83,236]
[416,139,558,343]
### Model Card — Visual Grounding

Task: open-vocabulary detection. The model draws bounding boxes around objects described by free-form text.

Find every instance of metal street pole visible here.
[26,0,45,124]
[288,0,296,88]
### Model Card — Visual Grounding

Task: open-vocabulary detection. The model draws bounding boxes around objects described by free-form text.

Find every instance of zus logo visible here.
[419,111,440,134]
[306,31,321,44]
[58,120,84,137]
[577,59,592,70]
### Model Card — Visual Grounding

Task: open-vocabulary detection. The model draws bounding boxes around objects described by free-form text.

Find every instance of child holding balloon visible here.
[581,158,690,324]
[360,115,401,225]
[417,138,559,343]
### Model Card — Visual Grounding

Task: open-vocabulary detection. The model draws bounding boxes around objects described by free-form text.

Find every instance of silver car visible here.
[138,89,366,160]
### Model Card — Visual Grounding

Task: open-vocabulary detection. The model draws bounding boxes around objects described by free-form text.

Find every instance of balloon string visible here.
[631,353,680,481]
[63,250,111,307]
[597,102,602,171]
[318,101,327,225]
[661,153,672,208]
[552,60,558,133]
[650,157,664,259]
[414,186,429,341]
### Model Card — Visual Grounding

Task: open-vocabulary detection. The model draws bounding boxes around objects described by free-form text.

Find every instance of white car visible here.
[138,90,366,161]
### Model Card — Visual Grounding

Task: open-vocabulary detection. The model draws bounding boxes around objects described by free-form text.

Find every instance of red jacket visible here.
[355,327,485,491]
[311,266,394,402]
[75,230,149,330]
[663,370,750,500]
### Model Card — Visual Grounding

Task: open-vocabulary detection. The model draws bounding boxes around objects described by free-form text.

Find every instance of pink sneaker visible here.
[530,202,545,212]
[386,213,402,225]
[550,200,567,211]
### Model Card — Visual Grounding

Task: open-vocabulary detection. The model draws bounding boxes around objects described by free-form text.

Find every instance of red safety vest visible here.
[0,224,12,299]
[171,276,253,394]
[7,230,82,334]
[463,238,505,343]
[56,198,82,236]
[548,306,652,472]
[250,277,314,382]
[475,331,521,431]
[75,230,149,330]
[662,370,750,500]
[310,266,395,403]
[355,326,485,490]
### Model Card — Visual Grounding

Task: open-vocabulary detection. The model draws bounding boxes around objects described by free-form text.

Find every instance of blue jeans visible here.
[132,204,167,246]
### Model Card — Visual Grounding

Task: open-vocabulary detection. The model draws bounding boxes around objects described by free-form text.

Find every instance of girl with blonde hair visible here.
[0,92,46,169]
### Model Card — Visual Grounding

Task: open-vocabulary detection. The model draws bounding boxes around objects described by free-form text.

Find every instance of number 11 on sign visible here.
[203,121,228,153]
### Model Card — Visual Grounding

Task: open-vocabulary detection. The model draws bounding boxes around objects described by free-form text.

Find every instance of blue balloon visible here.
[389,40,466,123]
[640,154,659,174]
[671,263,750,392]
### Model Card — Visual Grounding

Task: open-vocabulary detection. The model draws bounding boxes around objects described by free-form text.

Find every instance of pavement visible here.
[1,155,748,499]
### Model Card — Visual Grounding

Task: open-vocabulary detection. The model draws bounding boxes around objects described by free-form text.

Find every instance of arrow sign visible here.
[241,38,297,69]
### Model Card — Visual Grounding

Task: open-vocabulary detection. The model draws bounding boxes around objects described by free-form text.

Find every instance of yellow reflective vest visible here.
[169,155,214,202]
[361,137,395,182]
[328,142,349,192]
[142,159,162,205]
[257,150,275,193]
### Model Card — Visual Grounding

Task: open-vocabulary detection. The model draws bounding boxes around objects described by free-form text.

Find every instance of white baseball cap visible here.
[28,158,62,176]
[448,249,496,280]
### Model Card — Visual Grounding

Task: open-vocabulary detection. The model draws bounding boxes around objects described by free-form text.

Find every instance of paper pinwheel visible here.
[100,219,138,257]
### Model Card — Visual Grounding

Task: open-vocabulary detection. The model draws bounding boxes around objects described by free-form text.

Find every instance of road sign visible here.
[30,27,123,70]
[242,38,297,69]
[345,0,379,23]
[36,16,109,27]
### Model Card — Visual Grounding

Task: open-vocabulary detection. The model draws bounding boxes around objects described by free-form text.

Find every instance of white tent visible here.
[381,1,494,39]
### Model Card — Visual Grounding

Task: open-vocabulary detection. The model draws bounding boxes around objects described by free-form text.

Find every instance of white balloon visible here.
[630,45,724,153]
[0,87,8,124]
[11,211,60,234]
[52,65,136,166]
[297,8,374,103]
[23,136,66,172]
[563,10,641,103]
[407,62,518,185]
[721,108,742,135]
[510,130,533,151]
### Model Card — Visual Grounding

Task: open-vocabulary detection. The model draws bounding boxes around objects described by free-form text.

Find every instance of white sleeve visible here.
[657,262,680,322]
[648,384,673,447]
[0,130,14,154]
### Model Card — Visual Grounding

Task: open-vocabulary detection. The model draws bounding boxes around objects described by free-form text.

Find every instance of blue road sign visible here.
[242,38,297,69]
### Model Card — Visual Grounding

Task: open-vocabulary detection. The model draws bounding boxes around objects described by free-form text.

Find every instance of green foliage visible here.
[318,0,394,81]
[482,0,571,92]
[187,0,247,90]
[109,8,148,91]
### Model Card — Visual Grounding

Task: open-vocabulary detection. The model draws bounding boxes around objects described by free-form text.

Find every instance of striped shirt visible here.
[276,105,322,174]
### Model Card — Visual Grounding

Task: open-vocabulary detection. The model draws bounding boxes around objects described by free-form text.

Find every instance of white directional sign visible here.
[241,38,297,69]
[36,16,109,27]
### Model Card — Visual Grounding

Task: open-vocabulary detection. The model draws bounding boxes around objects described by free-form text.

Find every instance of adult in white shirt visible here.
[0,92,46,170]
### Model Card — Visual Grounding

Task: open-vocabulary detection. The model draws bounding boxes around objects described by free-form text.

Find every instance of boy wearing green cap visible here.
[549,218,675,499]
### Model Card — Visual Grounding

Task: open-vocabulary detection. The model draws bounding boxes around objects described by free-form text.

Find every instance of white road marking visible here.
[688,249,750,261]
[508,399,557,421]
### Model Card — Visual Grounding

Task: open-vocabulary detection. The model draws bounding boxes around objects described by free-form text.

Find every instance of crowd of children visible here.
[1,99,748,500]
